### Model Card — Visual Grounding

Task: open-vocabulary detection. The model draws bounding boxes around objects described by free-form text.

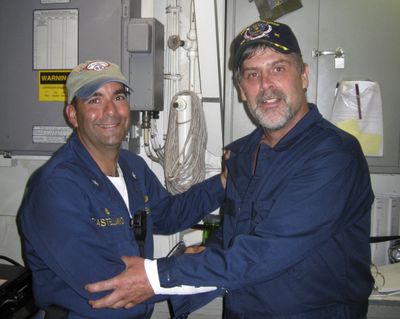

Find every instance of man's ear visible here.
[301,63,309,90]
[65,104,78,128]
[238,85,247,102]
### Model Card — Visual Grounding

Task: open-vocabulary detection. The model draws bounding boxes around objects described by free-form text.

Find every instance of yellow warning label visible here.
[38,70,71,102]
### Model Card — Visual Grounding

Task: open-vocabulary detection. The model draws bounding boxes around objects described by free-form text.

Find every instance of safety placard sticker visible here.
[33,126,72,144]
[38,70,70,102]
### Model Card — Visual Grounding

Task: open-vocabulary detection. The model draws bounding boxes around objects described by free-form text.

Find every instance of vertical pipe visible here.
[187,0,197,92]
[174,94,192,163]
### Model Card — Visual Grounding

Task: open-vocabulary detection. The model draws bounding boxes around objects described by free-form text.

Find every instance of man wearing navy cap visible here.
[19,60,226,318]
[87,21,374,319]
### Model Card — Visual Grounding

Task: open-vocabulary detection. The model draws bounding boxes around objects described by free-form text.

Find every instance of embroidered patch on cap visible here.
[243,21,272,42]
[85,61,111,71]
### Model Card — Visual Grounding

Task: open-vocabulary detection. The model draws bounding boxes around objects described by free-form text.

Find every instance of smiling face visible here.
[66,82,130,156]
[238,47,309,144]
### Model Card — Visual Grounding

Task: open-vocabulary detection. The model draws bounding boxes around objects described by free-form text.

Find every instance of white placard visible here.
[41,0,71,5]
[33,9,78,69]
[33,126,72,144]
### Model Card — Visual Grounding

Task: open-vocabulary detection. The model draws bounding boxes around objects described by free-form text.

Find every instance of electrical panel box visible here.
[0,0,164,156]
[128,18,164,111]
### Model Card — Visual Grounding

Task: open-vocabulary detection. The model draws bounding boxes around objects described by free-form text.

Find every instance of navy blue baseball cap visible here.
[233,20,301,70]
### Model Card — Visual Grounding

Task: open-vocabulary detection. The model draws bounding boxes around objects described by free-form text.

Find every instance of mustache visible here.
[256,89,285,104]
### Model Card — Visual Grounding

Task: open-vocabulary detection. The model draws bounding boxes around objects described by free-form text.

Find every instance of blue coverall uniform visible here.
[19,132,225,319]
[158,104,375,318]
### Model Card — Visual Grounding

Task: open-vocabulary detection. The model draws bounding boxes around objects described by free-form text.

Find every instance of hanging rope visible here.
[164,90,207,194]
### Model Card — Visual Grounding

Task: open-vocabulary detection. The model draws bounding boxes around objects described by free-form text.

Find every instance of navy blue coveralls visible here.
[159,104,375,318]
[19,132,225,319]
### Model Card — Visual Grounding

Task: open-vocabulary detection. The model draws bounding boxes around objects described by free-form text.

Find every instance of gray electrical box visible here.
[0,0,164,156]
[127,18,164,111]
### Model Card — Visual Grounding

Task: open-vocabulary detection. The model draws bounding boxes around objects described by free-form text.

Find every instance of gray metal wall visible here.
[0,0,127,155]
[224,0,400,173]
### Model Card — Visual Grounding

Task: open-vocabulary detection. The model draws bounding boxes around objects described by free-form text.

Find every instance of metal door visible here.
[224,0,400,173]
[316,0,400,173]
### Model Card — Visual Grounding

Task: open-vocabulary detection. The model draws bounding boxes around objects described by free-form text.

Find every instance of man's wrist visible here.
[144,258,218,295]
[144,259,162,294]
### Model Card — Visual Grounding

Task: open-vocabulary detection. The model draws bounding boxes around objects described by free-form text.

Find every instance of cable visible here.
[0,255,22,266]
[164,90,207,194]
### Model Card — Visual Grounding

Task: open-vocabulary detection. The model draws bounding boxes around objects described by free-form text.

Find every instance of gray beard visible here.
[250,102,295,131]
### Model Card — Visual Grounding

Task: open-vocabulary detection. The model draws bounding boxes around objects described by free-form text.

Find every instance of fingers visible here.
[124,302,136,309]
[87,286,141,309]
[89,297,137,309]
[89,291,150,309]
[85,256,153,310]
[88,291,124,309]
[185,245,206,254]
[121,255,133,266]
[85,256,141,294]
[109,297,136,309]
[220,150,231,188]
[223,149,231,160]
[85,278,116,294]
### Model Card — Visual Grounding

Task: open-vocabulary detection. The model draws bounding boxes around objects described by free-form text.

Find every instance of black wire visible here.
[166,240,185,258]
[370,236,400,243]
[0,255,23,267]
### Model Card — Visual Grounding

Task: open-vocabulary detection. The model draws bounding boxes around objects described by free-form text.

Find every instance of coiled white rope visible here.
[164,90,207,194]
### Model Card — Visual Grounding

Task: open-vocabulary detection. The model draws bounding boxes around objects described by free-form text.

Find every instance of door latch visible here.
[312,47,345,69]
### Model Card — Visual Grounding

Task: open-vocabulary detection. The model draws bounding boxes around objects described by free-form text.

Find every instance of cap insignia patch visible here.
[244,21,272,41]
[85,61,110,71]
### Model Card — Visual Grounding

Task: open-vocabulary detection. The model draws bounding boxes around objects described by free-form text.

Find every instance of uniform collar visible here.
[69,132,139,181]
[68,133,144,211]
[225,103,322,154]
[69,132,103,173]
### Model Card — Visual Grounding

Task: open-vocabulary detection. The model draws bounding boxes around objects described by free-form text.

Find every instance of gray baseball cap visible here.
[66,60,131,103]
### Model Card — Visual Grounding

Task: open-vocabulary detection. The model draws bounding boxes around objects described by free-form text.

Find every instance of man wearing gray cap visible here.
[87,20,374,319]
[19,60,226,318]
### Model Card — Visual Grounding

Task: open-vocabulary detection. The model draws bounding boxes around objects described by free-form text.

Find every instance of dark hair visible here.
[69,85,130,107]
[70,96,78,107]
[233,43,305,84]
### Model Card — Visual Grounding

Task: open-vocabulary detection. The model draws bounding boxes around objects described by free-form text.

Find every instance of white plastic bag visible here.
[330,80,383,157]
